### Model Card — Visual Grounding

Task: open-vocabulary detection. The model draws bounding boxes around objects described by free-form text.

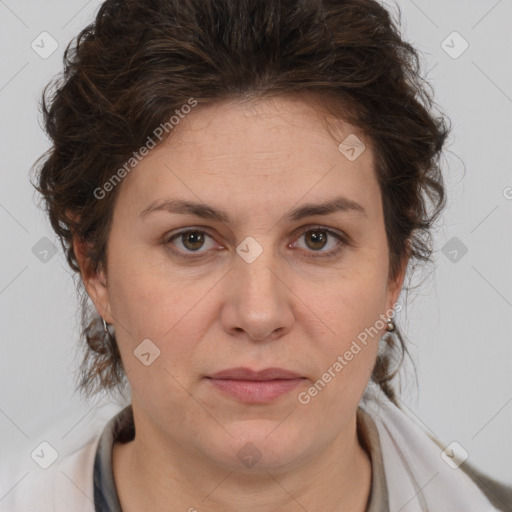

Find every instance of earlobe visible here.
[72,235,114,324]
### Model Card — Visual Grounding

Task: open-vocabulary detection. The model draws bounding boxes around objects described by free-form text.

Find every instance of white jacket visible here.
[1,387,511,512]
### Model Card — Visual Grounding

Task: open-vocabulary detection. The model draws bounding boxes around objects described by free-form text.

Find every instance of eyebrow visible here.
[139,196,367,223]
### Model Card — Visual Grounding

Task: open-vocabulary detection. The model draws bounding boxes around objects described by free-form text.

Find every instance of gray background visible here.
[0,0,511,489]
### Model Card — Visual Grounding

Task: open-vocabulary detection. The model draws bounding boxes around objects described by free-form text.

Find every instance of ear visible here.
[386,240,410,312]
[72,233,114,324]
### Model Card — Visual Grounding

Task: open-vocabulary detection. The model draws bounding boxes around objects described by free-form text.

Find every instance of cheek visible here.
[106,239,185,332]
[106,260,207,409]
[300,254,389,345]
[296,284,384,425]
[293,249,389,398]
[106,247,215,373]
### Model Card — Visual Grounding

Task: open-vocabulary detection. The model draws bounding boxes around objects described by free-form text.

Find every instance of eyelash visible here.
[163,226,349,260]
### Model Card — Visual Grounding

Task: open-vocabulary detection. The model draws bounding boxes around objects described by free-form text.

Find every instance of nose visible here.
[220,246,295,342]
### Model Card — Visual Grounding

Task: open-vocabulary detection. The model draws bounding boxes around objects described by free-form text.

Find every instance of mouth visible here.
[205,367,306,403]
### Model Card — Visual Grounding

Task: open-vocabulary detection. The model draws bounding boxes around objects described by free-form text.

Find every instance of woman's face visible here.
[84,95,406,471]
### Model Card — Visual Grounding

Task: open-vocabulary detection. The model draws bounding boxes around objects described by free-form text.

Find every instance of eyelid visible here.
[164,227,220,252]
[290,225,349,257]
[164,224,349,258]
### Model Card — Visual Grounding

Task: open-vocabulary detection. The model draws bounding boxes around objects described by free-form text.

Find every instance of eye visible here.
[165,229,218,256]
[291,226,347,258]
[164,226,348,260]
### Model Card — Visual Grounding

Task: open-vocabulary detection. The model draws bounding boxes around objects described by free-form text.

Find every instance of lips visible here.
[207,367,303,381]
[206,367,306,403]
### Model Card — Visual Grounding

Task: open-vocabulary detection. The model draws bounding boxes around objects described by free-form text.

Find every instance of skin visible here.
[76,94,408,512]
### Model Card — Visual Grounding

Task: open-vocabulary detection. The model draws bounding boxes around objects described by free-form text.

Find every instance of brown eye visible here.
[293,226,348,258]
[304,229,329,251]
[181,231,205,251]
[165,229,217,256]
[165,226,347,260]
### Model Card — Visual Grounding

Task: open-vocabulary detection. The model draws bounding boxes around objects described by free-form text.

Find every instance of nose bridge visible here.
[236,235,281,302]
[222,234,293,340]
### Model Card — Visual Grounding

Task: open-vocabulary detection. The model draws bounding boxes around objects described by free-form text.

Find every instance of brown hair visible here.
[32,0,450,406]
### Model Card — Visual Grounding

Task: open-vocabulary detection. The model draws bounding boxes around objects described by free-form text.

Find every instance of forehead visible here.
[114,95,379,223]
[169,95,370,164]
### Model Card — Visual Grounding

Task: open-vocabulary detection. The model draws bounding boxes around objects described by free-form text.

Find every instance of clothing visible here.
[93,400,388,511]
[1,385,511,511]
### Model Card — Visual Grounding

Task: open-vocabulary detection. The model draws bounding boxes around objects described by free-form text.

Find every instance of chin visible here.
[199,422,311,473]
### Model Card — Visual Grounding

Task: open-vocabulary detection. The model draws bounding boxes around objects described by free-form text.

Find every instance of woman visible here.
[3,0,511,510]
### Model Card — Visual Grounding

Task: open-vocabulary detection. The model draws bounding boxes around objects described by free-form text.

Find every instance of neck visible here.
[112,411,372,512]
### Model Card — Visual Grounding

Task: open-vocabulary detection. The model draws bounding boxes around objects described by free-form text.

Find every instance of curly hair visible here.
[32,0,450,406]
